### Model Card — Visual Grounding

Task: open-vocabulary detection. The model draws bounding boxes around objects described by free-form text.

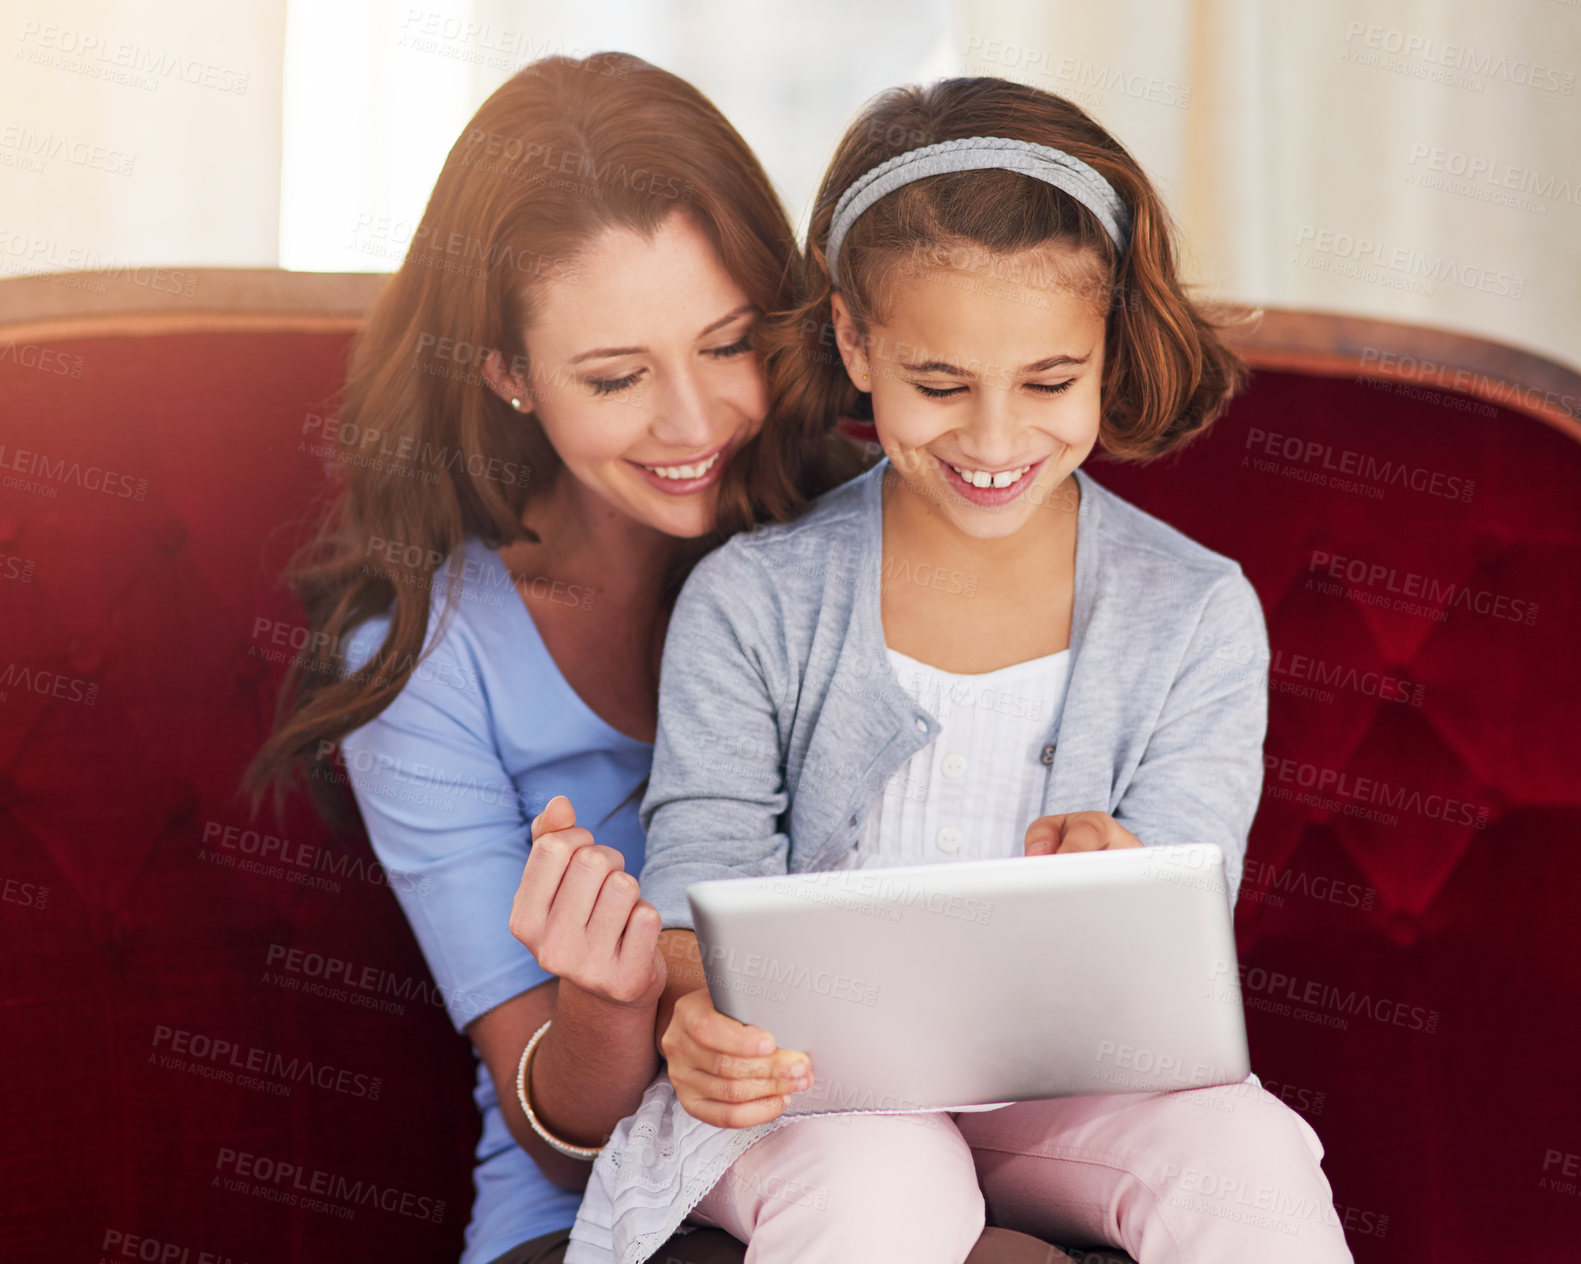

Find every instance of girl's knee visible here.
[1136,1090,1350,1262]
[1236,1086,1326,1165]
[790,1111,982,1195]
[1149,1085,1335,1204]
[756,1113,985,1247]
[1289,1105,1325,1162]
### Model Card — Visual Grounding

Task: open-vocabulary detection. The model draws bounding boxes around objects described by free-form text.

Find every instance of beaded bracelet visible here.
[515,1019,603,1160]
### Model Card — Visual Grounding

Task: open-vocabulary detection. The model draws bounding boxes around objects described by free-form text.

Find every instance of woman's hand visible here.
[1024,810,1143,856]
[661,986,812,1128]
[508,794,666,1009]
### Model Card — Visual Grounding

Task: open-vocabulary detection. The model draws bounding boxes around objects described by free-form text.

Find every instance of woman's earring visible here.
[509,397,522,411]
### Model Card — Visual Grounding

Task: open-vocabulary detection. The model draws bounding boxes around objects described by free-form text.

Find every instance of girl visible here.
[565,78,1353,1264]
[245,53,869,1264]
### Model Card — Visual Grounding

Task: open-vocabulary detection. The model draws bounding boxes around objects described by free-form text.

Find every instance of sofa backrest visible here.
[1076,313,1581,1261]
[1,269,474,1262]
[4,273,1578,1263]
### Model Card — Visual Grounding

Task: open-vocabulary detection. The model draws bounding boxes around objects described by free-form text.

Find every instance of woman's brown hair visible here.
[764,76,1247,464]
[244,52,862,827]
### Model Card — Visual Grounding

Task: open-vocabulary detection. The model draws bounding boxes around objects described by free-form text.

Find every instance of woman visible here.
[243,53,864,1264]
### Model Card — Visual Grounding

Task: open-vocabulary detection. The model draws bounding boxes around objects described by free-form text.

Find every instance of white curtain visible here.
[4,0,1576,371]
[958,0,1581,371]
[278,0,955,270]
[1,0,285,277]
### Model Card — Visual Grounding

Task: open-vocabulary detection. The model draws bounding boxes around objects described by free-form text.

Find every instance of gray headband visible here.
[824,136,1131,287]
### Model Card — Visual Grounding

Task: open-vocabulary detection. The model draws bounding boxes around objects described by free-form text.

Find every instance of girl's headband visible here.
[824,136,1131,288]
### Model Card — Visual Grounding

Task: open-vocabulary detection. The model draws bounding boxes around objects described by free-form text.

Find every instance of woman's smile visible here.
[626,439,734,494]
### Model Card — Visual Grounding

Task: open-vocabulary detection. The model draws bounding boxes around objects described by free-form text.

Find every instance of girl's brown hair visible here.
[244,52,861,827]
[765,77,1247,463]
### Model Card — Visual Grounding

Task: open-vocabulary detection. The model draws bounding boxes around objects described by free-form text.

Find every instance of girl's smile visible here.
[933,452,1049,506]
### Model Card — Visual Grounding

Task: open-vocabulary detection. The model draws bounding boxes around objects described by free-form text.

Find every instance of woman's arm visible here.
[481,793,666,1187]
[337,620,668,1181]
[468,978,658,1192]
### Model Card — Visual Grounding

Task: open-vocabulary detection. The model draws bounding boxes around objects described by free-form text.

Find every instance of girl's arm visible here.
[1108,568,1272,906]
[636,543,797,929]
[650,926,806,1128]
[635,545,813,1122]
[655,927,706,1057]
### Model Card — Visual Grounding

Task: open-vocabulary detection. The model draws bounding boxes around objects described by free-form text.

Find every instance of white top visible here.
[566,648,1075,1264]
[835,647,1073,869]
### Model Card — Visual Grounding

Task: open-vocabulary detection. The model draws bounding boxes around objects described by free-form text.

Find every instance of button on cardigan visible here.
[834,646,1074,868]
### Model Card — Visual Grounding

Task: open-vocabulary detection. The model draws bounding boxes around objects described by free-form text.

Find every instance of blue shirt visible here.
[340,536,653,1264]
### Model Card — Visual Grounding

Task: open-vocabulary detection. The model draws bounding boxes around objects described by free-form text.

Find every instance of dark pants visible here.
[483,1219,1119,1264]
[485,1224,746,1264]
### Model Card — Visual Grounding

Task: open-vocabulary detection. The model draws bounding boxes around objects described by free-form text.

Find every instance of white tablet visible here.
[686,843,1251,1115]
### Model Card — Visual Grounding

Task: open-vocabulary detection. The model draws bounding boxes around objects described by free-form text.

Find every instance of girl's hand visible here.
[509,795,666,1009]
[661,986,813,1128]
[1024,810,1143,856]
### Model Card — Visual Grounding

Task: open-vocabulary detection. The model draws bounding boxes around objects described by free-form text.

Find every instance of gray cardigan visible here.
[637,457,1271,919]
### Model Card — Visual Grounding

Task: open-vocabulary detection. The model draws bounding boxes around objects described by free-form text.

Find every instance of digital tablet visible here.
[686,843,1251,1114]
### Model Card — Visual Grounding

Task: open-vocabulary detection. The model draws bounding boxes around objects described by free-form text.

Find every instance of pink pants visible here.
[686,1076,1354,1264]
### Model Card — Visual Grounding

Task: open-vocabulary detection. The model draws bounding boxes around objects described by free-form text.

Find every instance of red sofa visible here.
[2,270,1577,1263]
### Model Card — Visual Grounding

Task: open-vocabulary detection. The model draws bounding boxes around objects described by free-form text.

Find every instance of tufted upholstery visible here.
[1087,367,1581,1260]
[0,279,476,1263]
[2,273,1577,1263]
